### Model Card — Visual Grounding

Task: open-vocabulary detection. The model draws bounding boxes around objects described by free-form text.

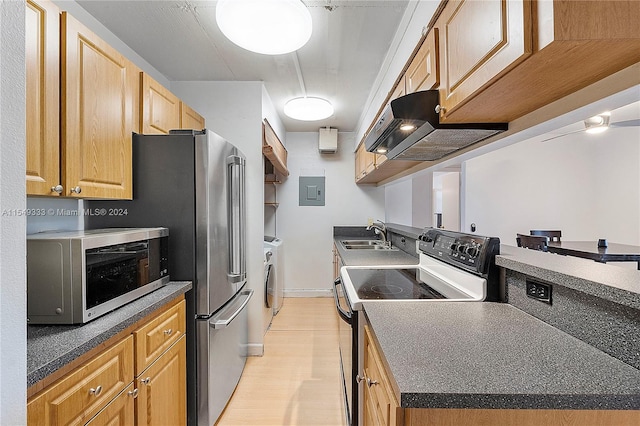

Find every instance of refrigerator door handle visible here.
[227,154,246,285]
[209,290,253,329]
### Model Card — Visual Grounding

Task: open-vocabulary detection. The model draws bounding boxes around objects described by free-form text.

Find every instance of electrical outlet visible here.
[526,280,552,304]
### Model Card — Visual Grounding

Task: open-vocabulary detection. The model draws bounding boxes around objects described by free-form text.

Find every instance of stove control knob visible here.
[450,243,458,252]
[466,246,479,257]
[458,244,467,253]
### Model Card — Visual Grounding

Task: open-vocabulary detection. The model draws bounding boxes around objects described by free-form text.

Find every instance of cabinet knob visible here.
[51,185,63,194]
[366,377,379,388]
[435,104,445,114]
[89,385,103,397]
[128,388,139,398]
[140,377,151,386]
[356,374,364,384]
[164,328,173,336]
[70,186,82,194]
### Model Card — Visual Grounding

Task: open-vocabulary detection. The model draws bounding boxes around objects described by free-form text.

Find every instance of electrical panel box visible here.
[299,176,325,206]
[319,127,337,153]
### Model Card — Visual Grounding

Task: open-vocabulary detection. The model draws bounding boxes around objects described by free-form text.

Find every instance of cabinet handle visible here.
[89,385,103,396]
[128,388,139,398]
[164,328,173,336]
[51,185,63,194]
[140,377,151,386]
[366,377,379,388]
[70,186,82,194]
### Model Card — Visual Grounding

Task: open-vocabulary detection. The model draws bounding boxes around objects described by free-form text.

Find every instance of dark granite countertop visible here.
[363,301,640,410]
[27,281,192,387]
[497,245,640,310]
[333,226,418,267]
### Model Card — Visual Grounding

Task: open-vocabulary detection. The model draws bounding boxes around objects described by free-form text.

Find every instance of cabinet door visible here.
[27,336,133,426]
[85,383,135,426]
[141,73,181,134]
[389,75,406,101]
[136,336,187,426]
[180,102,205,130]
[363,326,403,426]
[134,299,186,375]
[26,0,60,196]
[405,29,439,94]
[437,0,532,121]
[61,12,137,199]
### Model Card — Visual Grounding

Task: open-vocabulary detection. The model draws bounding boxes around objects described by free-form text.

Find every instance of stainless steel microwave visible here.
[27,228,169,324]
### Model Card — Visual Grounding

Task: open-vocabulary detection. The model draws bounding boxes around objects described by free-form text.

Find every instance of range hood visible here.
[365,90,507,161]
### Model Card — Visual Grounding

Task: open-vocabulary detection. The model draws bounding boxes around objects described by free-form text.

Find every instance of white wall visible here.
[463,123,640,249]
[384,176,435,228]
[171,81,268,352]
[277,132,385,296]
[0,0,27,423]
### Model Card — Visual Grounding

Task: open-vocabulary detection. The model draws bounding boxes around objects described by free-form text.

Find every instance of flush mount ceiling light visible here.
[284,52,334,121]
[584,112,611,134]
[284,97,334,121]
[216,0,312,55]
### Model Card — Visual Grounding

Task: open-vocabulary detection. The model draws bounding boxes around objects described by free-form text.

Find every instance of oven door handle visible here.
[333,277,352,324]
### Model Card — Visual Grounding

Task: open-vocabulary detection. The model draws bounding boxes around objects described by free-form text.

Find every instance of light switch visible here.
[299,176,325,206]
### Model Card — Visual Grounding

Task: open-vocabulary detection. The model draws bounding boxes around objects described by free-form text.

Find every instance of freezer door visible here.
[196,289,253,426]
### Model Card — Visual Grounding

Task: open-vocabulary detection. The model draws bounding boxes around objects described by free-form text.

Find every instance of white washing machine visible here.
[263,247,275,330]
[264,236,284,315]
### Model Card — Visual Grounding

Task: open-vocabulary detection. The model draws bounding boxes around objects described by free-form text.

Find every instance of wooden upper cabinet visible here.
[26,0,60,196]
[180,102,205,130]
[389,75,406,102]
[437,0,532,122]
[61,12,137,199]
[262,119,289,177]
[141,73,181,134]
[406,28,440,94]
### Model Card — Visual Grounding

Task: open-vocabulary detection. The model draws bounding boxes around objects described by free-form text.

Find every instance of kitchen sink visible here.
[340,240,399,251]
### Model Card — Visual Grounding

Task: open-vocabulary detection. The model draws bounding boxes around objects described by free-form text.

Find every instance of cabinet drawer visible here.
[85,383,135,426]
[134,299,186,374]
[27,336,134,426]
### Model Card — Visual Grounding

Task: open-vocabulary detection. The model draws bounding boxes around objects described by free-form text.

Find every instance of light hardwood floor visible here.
[216,298,347,426]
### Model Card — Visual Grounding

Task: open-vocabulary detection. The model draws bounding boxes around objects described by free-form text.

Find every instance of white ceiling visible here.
[76,0,412,132]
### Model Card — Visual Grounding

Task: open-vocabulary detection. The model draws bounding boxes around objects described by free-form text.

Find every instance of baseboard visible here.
[246,343,264,357]
[283,289,333,298]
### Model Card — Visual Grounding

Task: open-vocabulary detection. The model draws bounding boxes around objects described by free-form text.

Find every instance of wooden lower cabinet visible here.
[404,408,640,426]
[85,383,136,426]
[27,336,134,426]
[363,326,403,426]
[365,324,640,426]
[27,298,187,426]
[136,335,187,426]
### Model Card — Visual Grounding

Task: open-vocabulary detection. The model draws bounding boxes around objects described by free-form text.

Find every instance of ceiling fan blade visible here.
[539,129,586,143]
[609,119,640,128]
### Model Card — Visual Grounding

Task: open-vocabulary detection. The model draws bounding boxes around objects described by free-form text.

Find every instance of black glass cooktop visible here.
[348,268,445,300]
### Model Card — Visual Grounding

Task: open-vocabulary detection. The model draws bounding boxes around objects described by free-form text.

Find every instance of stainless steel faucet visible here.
[367,220,389,246]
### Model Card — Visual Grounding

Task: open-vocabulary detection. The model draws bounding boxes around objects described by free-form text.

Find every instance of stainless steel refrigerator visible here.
[86,129,252,426]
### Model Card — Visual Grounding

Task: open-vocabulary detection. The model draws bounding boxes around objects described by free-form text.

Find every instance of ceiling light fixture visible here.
[284,52,334,121]
[284,97,334,121]
[584,112,611,134]
[216,0,312,55]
